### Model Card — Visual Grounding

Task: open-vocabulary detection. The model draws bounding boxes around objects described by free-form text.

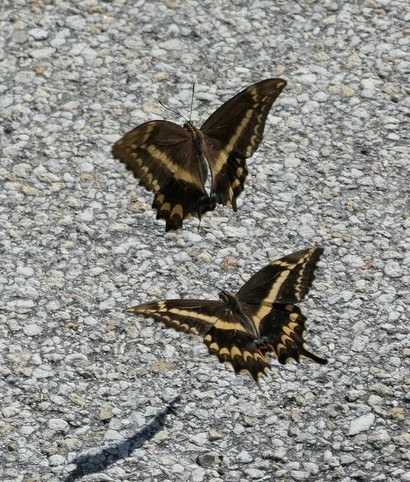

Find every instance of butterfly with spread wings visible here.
[126,247,327,382]
[112,78,286,231]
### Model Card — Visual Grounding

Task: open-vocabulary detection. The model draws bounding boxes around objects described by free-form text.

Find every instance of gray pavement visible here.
[0,1,409,481]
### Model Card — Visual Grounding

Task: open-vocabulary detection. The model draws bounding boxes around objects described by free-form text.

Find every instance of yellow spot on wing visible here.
[146,145,200,185]
[161,202,171,212]
[211,150,229,177]
[281,334,293,345]
[230,346,242,358]
[289,313,299,322]
[283,326,294,337]
[219,347,230,356]
[254,352,266,362]
[170,204,183,218]
[167,308,220,326]
[214,319,249,333]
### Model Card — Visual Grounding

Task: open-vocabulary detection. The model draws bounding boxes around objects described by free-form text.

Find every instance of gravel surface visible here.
[1,1,409,481]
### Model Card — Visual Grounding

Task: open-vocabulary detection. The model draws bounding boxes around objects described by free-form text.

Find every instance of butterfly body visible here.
[181,120,208,183]
[126,248,327,382]
[218,289,259,338]
[113,78,287,231]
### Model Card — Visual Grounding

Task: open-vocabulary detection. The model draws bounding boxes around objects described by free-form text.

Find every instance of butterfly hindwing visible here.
[256,305,328,366]
[204,326,270,381]
[151,178,215,231]
[113,79,286,230]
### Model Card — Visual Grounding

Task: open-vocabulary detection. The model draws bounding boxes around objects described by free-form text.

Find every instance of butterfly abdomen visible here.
[219,290,240,310]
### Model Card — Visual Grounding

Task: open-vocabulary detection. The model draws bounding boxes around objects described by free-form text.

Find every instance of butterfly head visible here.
[219,290,259,339]
[219,290,238,308]
[183,120,196,130]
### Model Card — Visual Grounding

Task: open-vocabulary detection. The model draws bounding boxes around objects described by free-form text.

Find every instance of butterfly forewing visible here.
[113,121,191,190]
[125,299,224,336]
[201,78,287,158]
[237,248,324,307]
[112,121,212,231]
[113,79,286,230]
[202,78,287,211]
[126,299,269,380]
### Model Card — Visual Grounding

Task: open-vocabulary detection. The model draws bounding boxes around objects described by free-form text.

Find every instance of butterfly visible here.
[112,78,287,231]
[125,247,327,382]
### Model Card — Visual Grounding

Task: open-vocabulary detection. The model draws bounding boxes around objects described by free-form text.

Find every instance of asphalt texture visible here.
[0,1,409,481]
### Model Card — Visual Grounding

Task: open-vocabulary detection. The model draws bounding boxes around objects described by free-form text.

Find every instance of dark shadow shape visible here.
[63,396,180,482]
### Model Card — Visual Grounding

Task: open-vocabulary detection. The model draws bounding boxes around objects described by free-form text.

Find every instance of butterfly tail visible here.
[298,346,328,365]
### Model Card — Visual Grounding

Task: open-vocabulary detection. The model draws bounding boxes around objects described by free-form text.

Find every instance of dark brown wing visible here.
[201,78,287,209]
[204,326,270,382]
[236,248,327,366]
[125,299,223,336]
[237,247,324,306]
[112,120,214,231]
[125,299,269,381]
[256,305,328,365]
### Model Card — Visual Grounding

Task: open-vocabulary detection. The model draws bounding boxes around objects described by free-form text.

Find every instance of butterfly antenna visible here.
[189,82,195,121]
[158,100,189,123]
